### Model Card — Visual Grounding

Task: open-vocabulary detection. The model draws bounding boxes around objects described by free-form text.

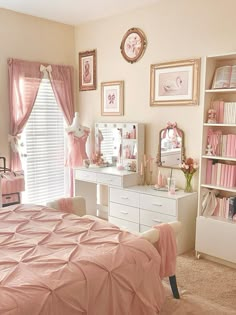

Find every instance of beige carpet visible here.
[160,250,236,314]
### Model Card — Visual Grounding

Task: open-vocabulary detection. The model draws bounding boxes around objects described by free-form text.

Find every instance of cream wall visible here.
[0,8,75,165]
[75,0,236,189]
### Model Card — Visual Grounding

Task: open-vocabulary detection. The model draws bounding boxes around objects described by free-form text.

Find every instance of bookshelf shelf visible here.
[203,123,236,127]
[202,155,236,162]
[201,183,236,193]
[196,52,236,266]
[205,88,236,93]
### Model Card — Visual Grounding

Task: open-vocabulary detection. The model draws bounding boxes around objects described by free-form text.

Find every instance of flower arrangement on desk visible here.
[180,157,198,193]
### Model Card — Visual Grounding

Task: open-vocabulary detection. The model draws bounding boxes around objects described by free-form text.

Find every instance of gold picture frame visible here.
[120,28,147,64]
[150,58,201,106]
[101,81,124,116]
[79,49,96,91]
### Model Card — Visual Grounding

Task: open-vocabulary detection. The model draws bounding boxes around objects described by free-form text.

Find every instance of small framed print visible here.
[120,27,147,64]
[79,49,96,91]
[150,58,201,106]
[101,81,124,116]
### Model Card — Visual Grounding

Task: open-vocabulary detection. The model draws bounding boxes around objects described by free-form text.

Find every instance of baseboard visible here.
[196,251,236,269]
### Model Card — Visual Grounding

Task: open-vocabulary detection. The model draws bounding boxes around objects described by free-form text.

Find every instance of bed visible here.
[0,204,179,315]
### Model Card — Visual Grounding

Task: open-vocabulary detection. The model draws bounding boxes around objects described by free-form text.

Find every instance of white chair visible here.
[46,196,86,216]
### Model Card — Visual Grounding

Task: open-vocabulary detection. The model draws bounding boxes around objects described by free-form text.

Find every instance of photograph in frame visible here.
[101,81,124,116]
[79,49,96,91]
[150,59,200,106]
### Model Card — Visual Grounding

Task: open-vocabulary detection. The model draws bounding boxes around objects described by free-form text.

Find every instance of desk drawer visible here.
[140,194,176,216]
[110,187,139,207]
[109,216,139,233]
[140,209,176,227]
[97,173,122,186]
[109,202,139,223]
[75,170,96,183]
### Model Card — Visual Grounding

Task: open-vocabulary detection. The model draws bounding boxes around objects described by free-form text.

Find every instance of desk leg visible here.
[74,180,97,216]
[169,275,180,299]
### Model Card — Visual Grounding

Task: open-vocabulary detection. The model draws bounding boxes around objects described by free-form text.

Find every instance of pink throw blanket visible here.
[0,204,166,315]
[58,197,73,213]
[153,224,177,279]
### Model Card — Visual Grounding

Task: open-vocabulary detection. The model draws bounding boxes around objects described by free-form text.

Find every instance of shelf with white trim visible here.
[196,52,236,266]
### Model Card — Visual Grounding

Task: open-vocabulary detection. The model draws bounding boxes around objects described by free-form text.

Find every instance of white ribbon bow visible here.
[40,64,52,78]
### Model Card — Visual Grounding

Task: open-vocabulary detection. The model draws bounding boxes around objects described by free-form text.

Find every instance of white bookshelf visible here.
[195,52,236,266]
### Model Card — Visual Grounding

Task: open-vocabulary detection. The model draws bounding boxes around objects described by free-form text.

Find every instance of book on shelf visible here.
[211,65,236,89]
[228,196,236,219]
[207,129,236,158]
[211,195,236,220]
[205,161,236,187]
[211,100,236,124]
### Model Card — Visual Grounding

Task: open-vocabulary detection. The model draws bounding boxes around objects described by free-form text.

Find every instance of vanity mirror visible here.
[95,122,144,172]
[156,122,185,168]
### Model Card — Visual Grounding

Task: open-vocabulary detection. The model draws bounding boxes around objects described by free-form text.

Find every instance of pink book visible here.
[216,163,222,186]
[211,163,217,185]
[206,159,213,184]
[225,134,231,157]
[219,101,225,123]
[220,163,226,186]
[224,164,230,187]
[230,165,236,188]
[230,134,236,158]
[226,134,232,157]
[213,198,220,216]
[212,100,220,122]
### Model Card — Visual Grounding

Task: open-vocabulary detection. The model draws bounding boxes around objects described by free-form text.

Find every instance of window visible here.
[22,78,65,205]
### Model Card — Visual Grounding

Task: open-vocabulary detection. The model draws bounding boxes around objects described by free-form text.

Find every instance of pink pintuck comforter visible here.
[0,204,166,315]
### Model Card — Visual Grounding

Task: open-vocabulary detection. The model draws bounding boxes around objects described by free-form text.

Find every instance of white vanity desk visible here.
[74,166,198,254]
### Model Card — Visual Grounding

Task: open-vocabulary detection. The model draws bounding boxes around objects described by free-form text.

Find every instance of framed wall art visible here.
[101,81,124,116]
[79,49,96,91]
[120,28,147,64]
[150,58,201,106]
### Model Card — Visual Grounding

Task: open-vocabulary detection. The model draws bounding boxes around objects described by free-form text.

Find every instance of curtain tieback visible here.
[40,64,52,79]
[8,134,22,153]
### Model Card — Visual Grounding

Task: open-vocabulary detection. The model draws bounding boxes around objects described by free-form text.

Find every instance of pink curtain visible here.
[8,59,75,196]
[8,59,43,171]
[50,65,74,126]
[49,64,75,196]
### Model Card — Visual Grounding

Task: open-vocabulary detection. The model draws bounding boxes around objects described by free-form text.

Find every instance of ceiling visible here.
[0,0,160,26]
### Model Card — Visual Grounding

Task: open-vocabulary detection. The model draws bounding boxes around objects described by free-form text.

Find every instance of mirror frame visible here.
[156,124,185,169]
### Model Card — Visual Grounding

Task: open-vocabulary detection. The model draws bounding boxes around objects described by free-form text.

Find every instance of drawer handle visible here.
[121,196,128,199]
[152,203,162,207]
[120,211,128,215]
[152,219,162,223]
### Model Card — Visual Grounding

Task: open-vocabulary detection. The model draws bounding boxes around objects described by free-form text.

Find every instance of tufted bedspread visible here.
[0,204,166,315]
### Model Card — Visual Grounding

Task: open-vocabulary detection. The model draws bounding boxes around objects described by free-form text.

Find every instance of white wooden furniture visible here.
[109,186,197,254]
[74,167,139,216]
[195,52,236,266]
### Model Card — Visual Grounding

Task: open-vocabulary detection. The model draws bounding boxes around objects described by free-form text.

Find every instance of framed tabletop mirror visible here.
[156,122,185,168]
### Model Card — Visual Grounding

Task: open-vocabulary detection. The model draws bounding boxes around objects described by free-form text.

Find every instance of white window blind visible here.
[22,78,65,205]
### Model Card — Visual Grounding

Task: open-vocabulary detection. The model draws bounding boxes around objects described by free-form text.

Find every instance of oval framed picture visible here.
[120,28,147,64]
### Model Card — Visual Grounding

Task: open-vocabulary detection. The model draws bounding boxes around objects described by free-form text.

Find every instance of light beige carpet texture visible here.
[160,251,236,314]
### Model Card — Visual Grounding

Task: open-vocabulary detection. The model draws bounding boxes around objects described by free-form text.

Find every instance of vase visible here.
[184,173,193,193]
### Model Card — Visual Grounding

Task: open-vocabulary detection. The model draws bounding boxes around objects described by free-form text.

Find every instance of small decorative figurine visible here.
[206,144,213,156]
[207,109,217,124]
